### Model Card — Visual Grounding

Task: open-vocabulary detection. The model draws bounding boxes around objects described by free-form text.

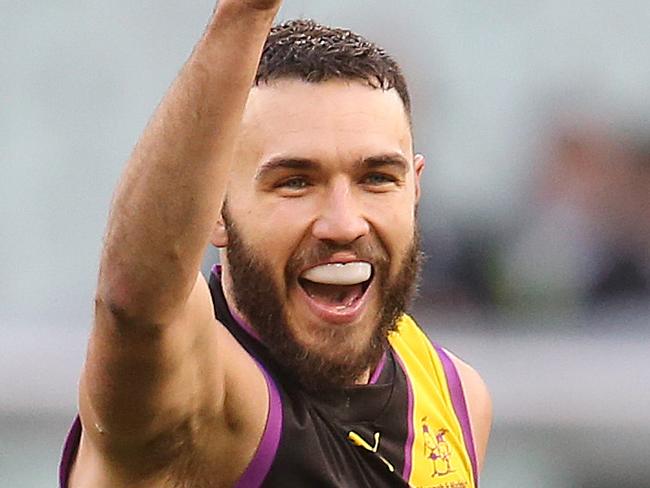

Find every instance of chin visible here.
[292,309,381,359]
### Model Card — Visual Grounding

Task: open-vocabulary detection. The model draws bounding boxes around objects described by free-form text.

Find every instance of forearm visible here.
[98,4,278,321]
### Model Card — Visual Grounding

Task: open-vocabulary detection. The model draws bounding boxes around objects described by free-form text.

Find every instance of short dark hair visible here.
[255,19,411,119]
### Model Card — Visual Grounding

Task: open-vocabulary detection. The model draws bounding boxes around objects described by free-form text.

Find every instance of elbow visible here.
[94,290,154,332]
[94,248,197,330]
[94,293,177,342]
[96,246,193,326]
[96,264,142,318]
[94,274,170,332]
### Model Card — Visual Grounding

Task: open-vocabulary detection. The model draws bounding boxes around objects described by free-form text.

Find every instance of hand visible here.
[210,0,282,31]
[242,0,283,10]
[217,0,283,12]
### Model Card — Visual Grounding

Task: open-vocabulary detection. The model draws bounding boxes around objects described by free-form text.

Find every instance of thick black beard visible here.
[223,209,422,392]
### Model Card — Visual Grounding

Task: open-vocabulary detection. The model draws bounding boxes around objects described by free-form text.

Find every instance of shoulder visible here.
[444,349,492,473]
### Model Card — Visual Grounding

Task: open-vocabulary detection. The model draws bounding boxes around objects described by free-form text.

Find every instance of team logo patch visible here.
[422,417,455,478]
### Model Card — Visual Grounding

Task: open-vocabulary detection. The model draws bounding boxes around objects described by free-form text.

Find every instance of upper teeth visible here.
[301,262,372,286]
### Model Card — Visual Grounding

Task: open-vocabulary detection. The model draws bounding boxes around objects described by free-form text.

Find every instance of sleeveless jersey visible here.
[59,269,478,487]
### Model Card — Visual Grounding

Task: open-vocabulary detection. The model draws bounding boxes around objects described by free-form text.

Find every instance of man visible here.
[60,1,491,486]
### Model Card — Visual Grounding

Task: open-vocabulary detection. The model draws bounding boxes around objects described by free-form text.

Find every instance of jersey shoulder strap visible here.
[389,315,478,487]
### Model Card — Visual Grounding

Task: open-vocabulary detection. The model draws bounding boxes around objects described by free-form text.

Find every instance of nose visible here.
[311,178,370,244]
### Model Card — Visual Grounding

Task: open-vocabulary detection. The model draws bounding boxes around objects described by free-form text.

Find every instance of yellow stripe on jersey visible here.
[389,315,476,488]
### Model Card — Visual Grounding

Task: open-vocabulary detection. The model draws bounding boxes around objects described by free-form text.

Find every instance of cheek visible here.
[367,202,416,267]
[258,202,312,250]
[234,200,313,278]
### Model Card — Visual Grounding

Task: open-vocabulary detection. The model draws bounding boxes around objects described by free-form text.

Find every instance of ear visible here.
[210,216,228,248]
[414,153,425,204]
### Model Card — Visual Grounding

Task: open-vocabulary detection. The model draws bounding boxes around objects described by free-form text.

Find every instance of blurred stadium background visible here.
[2,1,650,486]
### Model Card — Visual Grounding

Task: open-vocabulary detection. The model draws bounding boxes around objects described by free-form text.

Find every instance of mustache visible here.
[285,237,390,282]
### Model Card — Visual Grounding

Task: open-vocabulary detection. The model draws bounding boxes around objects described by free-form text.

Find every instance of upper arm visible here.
[77,272,268,482]
[447,351,492,474]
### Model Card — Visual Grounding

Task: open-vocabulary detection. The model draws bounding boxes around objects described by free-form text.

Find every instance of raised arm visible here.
[100,1,280,323]
[72,2,282,486]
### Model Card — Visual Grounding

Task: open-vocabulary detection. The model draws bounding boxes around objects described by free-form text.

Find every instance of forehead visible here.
[235,79,413,171]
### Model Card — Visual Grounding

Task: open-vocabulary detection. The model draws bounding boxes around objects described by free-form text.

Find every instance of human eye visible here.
[361,172,398,187]
[276,176,311,193]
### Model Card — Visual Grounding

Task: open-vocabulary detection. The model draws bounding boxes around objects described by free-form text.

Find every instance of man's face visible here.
[214,79,424,389]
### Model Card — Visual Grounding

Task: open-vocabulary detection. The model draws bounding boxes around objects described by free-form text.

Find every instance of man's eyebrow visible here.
[254,153,410,180]
[359,153,410,174]
[255,157,320,180]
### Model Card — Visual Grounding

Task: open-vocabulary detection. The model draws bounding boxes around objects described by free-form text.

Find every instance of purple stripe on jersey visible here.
[235,365,283,488]
[211,264,283,486]
[393,352,414,481]
[211,265,262,341]
[229,307,262,342]
[368,352,387,385]
[434,345,478,487]
[59,416,82,487]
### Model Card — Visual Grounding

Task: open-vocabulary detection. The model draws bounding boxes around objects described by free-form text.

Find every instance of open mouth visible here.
[298,261,374,310]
